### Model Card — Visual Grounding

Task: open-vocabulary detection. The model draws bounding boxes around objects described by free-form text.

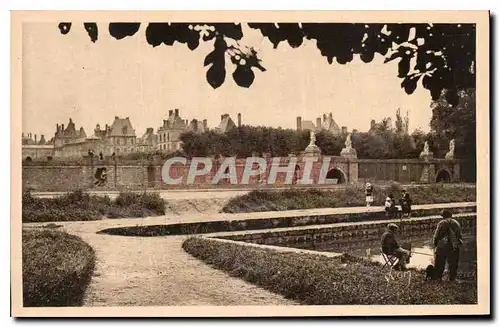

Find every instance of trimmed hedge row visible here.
[221,184,477,213]
[22,190,166,223]
[182,237,477,305]
[22,229,96,307]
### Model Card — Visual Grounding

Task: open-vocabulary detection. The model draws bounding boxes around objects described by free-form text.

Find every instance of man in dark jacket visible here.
[432,209,463,281]
[381,223,410,270]
[400,190,413,217]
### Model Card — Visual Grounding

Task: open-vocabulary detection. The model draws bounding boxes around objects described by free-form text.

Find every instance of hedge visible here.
[22,189,166,223]
[182,237,477,305]
[22,229,96,306]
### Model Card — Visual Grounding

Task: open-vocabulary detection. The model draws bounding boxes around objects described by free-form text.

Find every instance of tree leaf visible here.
[145,23,175,47]
[58,23,72,35]
[83,23,98,43]
[214,23,243,40]
[109,23,141,40]
[204,49,217,67]
[207,63,226,89]
[233,65,255,88]
[205,37,227,89]
[360,49,375,63]
[398,57,411,78]
[401,75,420,94]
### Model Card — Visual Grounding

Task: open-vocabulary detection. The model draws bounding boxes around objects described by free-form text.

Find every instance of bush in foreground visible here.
[182,237,477,305]
[22,229,96,307]
[221,184,476,213]
[22,190,166,223]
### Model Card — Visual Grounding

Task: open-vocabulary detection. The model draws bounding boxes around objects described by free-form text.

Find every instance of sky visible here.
[22,22,434,140]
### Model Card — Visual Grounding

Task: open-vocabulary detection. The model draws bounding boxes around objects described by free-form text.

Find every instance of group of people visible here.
[384,190,412,218]
[380,209,463,281]
[364,182,412,218]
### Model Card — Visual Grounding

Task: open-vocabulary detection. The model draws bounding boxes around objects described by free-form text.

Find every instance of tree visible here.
[395,108,404,135]
[429,88,476,159]
[58,22,475,105]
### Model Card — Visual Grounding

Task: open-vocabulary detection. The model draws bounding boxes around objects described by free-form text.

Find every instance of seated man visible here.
[381,223,411,270]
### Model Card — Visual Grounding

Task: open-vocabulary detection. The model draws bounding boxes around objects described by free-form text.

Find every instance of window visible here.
[167,133,170,142]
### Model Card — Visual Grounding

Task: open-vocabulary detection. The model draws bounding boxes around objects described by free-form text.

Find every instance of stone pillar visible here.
[348,159,358,184]
[453,162,461,182]
[419,163,436,184]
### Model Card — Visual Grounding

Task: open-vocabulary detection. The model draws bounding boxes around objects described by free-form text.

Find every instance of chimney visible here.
[40,135,46,143]
[163,119,167,126]
[296,116,302,131]
[34,134,37,143]
[168,110,173,116]
[352,129,358,133]
[341,126,348,134]
[237,113,241,127]
[175,109,179,116]
[126,117,129,120]
[221,114,224,121]
[329,112,333,120]
[115,116,118,120]
[56,124,59,132]
[323,114,327,122]
[203,119,207,129]
[316,117,322,129]
[370,119,376,130]
[105,124,108,131]
[61,124,65,131]
[185,119,188,125]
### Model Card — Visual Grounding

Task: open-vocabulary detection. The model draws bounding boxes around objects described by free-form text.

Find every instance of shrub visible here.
[22,190,166,223]
[221,184,476,213]
[183,237,477,305]
[22,229,96,306]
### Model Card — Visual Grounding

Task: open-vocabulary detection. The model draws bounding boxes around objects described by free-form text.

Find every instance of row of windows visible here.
[113,138,135,145]
[159,132,181,143]
[158,143,181,151]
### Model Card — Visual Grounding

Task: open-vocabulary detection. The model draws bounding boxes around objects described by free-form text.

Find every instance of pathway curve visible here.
[58,223,297,306]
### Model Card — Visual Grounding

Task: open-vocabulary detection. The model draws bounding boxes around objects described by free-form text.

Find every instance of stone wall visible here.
[22,156,468,192]
[98,204,476,237]
[215,214,476,249]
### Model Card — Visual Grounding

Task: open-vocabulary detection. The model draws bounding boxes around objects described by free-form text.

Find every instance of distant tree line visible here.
[178,89,475,161]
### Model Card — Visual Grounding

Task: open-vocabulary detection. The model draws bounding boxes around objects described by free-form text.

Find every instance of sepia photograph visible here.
[10,10,490,317]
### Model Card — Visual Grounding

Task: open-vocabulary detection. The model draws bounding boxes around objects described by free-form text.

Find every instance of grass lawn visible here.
[221,184,476,213]
[183,237,477,305]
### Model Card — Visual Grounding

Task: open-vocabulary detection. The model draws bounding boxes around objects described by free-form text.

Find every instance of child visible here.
[365,182,373,207]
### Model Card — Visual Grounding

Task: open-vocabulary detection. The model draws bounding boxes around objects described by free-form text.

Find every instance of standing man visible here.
[365,182,373,207]
[400,189,413,217]
[432,209,463,281]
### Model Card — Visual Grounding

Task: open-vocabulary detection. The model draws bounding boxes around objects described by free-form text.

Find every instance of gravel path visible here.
[61,224,296,306]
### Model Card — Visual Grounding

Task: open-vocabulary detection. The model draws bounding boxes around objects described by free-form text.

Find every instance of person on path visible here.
[400,189,413,217]
[365,182,373,207]
[385,194,398,218]
[432,209,463,281]
[381,223,411,270]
